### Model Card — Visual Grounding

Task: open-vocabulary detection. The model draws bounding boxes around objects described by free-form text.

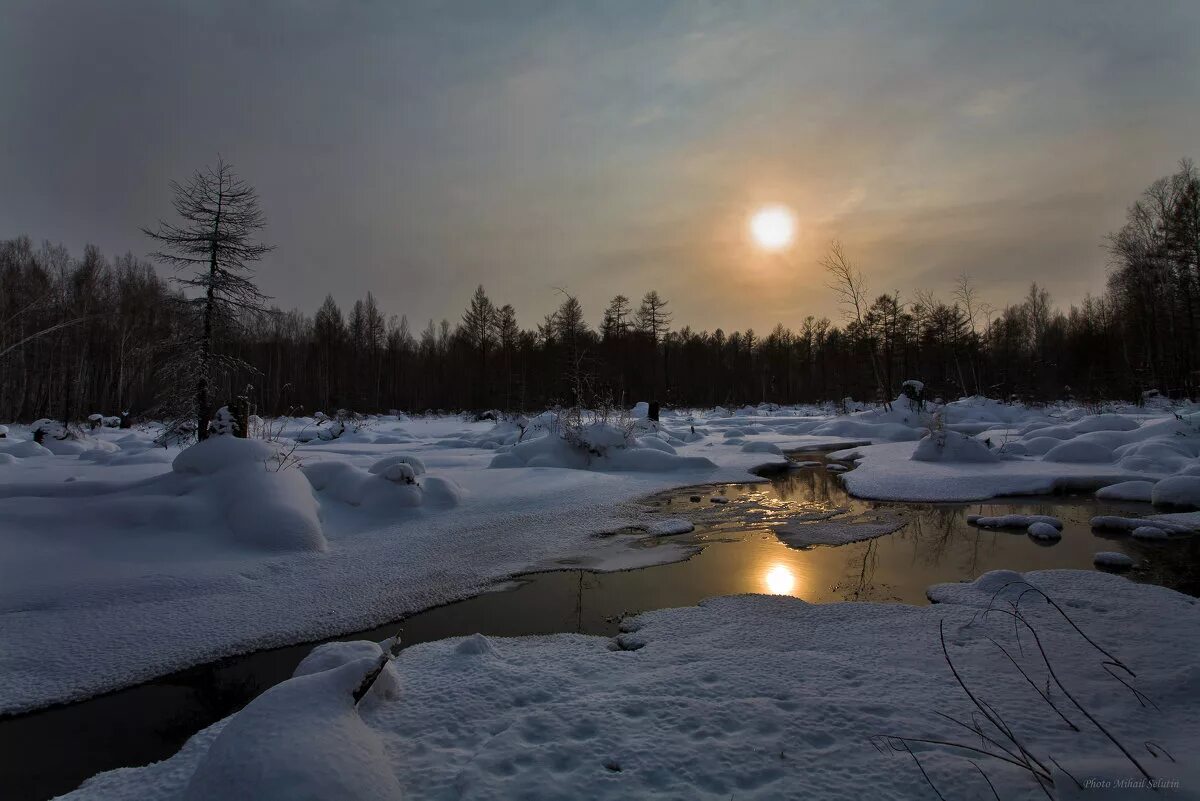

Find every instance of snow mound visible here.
[1027,521,1061,540]
[303,460,461,511]
[0,439,52,458]
[1069,413,1141,434]
[968,514,1062,529]
[489,423,716,473]
[1095,480,1155,502]
[174,437,325,552]
[182,657,402,801]
[646,519,695,536]
[1151,475,1200,509]
[172,436,277,475]
[1090,515,1195,534]
[741,441,783,456]
[1132,525,1170,540]
[294,641,400,705]
[1093,552,1134,568]
[911,430,998,463]
[808,419,923,442]
[368,454,427,476]
[1042,439,1114,463]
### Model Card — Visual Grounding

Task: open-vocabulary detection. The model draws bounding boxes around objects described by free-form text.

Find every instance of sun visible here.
[749,204,796,252]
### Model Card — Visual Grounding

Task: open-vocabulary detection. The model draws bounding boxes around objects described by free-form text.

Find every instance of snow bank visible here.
[835,404,1200,502]
[489,422,717,473]
[1095,480,1155,502]
[1150,475,1200,509]
[9,401,1200,722]
[181,657,402,801]
[1089,515,1196,535]
[69,570,1199,801]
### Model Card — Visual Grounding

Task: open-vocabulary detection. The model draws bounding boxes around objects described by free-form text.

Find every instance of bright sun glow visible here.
[749,205,796,251]
[764,564,796,595]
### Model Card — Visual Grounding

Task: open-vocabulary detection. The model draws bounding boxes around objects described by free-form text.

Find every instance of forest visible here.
[1,160,1198,424]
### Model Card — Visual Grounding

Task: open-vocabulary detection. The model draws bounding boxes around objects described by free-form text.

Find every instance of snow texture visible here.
[64,570,1200,801]
[1026,521,1062,540]
[1093,551,1135,568]
[6,399,1200,718]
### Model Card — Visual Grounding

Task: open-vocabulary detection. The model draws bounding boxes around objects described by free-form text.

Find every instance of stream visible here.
[3,453,1197,800]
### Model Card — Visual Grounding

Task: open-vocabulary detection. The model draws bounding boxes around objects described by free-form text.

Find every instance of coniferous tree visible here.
[143,158,272,440]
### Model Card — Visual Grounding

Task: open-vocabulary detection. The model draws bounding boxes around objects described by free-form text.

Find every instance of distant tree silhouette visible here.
[5,160,1200,423]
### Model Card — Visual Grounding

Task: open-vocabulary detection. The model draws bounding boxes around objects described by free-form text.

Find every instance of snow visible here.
[181,656,403,801]
[1150,475,1200,508]
[1094,551,1135,568]
[911,428,998,463]
[1132,525,1170,540]
[968,514,1063,529]
[64,570,1199,801]
[488,420,718,472]
[1095,480,1156,502]
[5,398,1200,720]
[1027,521,1062,540]
[644,518,695,536]
[1090,515,1197,535]
[741,440,784,455]
[1042,439,1116,463]
[833,403,1200,501]
[0,412,810,713]
[774,511,907,547]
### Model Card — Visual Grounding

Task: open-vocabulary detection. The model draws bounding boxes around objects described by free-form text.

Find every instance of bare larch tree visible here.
[144,158,272,440]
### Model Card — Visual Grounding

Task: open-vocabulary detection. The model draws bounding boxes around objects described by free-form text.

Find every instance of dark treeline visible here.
[2,160,1198,422]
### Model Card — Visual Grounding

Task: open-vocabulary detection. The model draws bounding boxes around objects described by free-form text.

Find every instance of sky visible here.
[2,0,1199,332]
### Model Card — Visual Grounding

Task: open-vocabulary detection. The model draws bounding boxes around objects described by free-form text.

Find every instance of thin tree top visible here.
[143,158,273,311]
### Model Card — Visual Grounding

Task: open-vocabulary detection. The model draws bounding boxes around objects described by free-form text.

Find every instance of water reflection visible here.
[764,563,797,595]
[643,454,1197,605]
[5,454,1198,801]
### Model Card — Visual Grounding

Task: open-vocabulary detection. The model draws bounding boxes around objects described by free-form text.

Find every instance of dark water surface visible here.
[3,454,1197,800]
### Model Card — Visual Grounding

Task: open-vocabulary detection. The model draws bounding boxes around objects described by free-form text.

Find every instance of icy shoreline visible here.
[5,398,1200,715]
[61,569,1200,800]
[1,415,846,714]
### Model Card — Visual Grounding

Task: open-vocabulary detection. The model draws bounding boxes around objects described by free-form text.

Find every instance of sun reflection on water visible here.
[764,563,797,595]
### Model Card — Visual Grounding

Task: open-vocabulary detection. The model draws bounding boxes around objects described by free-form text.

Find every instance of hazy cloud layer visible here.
[3,0,1198,330]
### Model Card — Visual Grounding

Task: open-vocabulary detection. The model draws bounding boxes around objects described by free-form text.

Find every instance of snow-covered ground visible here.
[0,408,849,714]
[62,569,1199,800]
[4,398,1200,716]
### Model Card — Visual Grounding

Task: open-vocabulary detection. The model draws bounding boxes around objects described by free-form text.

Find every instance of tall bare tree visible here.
[144,158,272,440]
[822,240,887,404]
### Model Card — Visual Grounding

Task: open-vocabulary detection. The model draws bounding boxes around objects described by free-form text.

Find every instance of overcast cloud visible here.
[2,0,1198,330]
